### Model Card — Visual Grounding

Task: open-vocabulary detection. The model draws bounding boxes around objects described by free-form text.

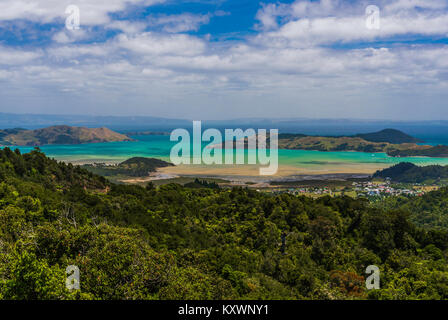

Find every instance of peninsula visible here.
[274,129,447,157]
[0,125,133,146]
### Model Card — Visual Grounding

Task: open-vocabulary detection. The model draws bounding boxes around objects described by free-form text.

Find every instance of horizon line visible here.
[2,112,448,123]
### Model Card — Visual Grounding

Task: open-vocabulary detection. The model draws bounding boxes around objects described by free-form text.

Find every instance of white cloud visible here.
[0,46,42,65]
[149,13,211,33]
[105,20,147,34]
[384,0,448,12]
[117,32,206,56]
[0,0,164,25]
[255,0,448,45]
[48,44,110,59]
[1,0,448,119]
[52,29,90,43]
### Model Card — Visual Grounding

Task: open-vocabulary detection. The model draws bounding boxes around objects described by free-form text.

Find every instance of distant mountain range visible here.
[0,125,132,146]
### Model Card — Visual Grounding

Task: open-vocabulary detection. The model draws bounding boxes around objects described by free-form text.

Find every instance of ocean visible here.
[9,133,448,176]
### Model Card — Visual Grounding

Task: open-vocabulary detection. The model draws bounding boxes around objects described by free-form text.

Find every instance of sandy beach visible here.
[157,162,389,179]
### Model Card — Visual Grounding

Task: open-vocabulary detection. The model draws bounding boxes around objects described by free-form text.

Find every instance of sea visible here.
[9,129,448,176]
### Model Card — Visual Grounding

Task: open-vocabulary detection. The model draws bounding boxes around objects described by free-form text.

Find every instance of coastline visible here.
[118,168,372,184]
[7,137,448,182]
[54,158,382,184]
[41,154,448,182]
[156,163,385,180]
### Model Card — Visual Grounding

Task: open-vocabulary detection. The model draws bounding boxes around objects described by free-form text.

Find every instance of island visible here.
[273,129,448,157]
[214,128,443,157]
[0,125,133,146]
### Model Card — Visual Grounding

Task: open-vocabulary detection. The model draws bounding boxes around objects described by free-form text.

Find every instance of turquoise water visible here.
[278,149,448,168]
[8,135,448,172]
[12,136,174,162]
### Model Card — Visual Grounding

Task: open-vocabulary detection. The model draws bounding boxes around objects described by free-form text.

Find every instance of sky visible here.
[0,0,448,120]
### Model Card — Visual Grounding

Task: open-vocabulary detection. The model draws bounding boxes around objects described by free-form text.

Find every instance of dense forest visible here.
[373,162,448,183]
[1,148,448,300]
[82,157,173,178]
[375,187,448,230]
[355,129,422,144]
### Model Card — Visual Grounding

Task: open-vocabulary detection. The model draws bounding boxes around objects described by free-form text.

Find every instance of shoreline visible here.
[155,163,380,183]
[118,170,371,185]
[51,157,401,183]
[14,145,448,183]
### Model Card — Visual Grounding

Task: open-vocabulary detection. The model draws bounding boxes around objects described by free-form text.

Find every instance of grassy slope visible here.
[277,135,428,153]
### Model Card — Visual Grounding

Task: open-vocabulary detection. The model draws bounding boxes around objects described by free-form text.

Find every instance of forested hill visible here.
[378,187,448,230]
[82,157,174,177]
[0,125,132,146]
[274,129,430,154]
[373,162,448,183]
[356,129,423,144]
[2,148,448,300]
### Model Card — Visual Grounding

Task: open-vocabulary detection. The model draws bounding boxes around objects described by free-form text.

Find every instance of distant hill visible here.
[356,129,423,144]
[119,157,174,176]
[83,157,174,178]
[213,129,446,157]
[387,145,448,158]
[275,129,426,154]
[0,125,132,146]
[373,162,448,183]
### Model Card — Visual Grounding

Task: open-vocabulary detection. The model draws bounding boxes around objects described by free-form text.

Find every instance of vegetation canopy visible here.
[1,148,448,300]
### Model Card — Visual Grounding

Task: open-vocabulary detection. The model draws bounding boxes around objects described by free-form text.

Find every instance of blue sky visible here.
[0,0,448,120]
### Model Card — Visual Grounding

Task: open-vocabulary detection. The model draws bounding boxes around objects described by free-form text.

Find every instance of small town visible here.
[269,180,440,198]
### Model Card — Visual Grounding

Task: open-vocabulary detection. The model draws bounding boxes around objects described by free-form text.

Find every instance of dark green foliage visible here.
[1,149,448,300]
[377,187,448,230]
[82,157,173,177]
[373,162,448,183]
[184,178,219,189]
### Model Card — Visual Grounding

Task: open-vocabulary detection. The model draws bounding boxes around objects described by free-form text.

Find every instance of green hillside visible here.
[356,129,423,144]
[275,129,430,155]
[373,162,448,183]
[82,157,173,178]
[1,148,448,300]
